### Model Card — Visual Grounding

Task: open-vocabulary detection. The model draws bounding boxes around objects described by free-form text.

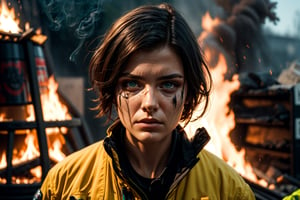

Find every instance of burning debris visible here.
[185,0,300,199]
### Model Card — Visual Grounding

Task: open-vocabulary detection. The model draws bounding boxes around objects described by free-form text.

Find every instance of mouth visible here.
[138,118,161,123]
[135,118,163,129]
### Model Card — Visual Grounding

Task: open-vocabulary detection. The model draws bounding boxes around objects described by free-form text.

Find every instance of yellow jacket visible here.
[40,121,255,199]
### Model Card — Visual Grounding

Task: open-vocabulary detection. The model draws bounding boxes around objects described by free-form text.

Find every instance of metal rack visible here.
[0,34,93,199]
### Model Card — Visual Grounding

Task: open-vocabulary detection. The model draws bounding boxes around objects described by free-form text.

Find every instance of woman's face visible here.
[116,46,187,144]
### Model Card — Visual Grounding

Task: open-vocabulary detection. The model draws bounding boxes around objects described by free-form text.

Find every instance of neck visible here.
[124,133,173,179]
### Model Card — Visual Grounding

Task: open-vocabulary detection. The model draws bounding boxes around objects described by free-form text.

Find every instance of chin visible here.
[134,131,168,144]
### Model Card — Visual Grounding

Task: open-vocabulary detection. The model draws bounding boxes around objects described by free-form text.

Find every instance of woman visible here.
[38,3,255,199]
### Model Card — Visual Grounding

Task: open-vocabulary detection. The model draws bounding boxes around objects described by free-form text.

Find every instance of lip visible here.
[138,118,161,123]
[135,118,163,129]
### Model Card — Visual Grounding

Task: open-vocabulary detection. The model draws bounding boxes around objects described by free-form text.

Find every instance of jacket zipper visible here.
[112,160,149,200]
[165,158,199,199]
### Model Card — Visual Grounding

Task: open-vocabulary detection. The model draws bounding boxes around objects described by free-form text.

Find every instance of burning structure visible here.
[0,0,299,199]
[184,0,300,198]
[0,0,93,199]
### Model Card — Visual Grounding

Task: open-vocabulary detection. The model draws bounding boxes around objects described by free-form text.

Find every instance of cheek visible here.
[162,97,185,117]
[171,88,187,118]
[117,97,139,117]
[163,103,184,130]
[117,101,131,127]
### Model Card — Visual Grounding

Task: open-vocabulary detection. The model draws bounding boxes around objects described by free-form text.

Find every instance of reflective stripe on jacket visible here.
[40,121,255,200]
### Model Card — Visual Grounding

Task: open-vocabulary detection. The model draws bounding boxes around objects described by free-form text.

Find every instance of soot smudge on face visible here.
[118,92,133,126]
[172,95,177,108]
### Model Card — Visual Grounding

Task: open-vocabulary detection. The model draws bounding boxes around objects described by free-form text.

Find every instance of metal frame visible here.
[0,38,93,191]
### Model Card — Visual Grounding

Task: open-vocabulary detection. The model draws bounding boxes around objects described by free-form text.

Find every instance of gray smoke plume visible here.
[199,0,279,78]
[37,0,104,63]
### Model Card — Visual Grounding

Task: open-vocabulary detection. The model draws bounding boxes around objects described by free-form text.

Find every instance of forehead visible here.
[122,46,184,76]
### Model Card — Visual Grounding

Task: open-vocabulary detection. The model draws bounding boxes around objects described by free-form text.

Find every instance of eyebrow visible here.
[120,72,184,80]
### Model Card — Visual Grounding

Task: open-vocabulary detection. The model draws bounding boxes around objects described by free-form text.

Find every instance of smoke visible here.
[199,0,280,77]
[35,0,279,69]
[37,0,104,62]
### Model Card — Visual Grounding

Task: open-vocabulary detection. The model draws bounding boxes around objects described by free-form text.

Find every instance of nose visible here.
[141,86,158,114]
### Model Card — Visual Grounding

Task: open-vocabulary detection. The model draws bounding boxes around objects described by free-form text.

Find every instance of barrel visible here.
[0,42,28,105]
[0,41,50,121]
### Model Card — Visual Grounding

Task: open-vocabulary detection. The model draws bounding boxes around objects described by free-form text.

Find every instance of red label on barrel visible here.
[35,57,48,88]
[0,60,27,103]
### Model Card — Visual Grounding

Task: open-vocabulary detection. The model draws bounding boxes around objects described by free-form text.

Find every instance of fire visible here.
[19,133,40,162]
[0,0,70,184]
[27,75,72,134]
[0,152,6,169]
[0,0,22,33]
[0,76,70,184]
[185,11,269,187]
[185,52,266,185]
[201,12,221,32]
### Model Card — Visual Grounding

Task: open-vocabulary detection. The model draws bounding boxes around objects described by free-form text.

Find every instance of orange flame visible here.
[184,52,264,185]
[0,0,22,33]
[185,11,269,187]
[27,75,72,134]
[0,0,68,184]
[0,76,70,184]
[18,133,40,163]
[201,12,221,32]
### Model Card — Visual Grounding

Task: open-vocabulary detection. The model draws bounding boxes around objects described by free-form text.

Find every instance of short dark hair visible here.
[89,3,212,125]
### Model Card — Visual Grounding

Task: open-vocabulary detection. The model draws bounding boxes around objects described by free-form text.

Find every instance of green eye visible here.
[121,80,140,92]
[126,80,138,88]
[162,82,175,89]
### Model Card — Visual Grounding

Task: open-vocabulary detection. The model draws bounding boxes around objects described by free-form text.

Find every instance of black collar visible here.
[103,121,210,199]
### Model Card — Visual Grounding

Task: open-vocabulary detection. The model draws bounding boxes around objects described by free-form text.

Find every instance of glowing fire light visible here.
[18,133,40,162]
[0,0,22,33]
[27,75,72,134]
[201,12,221,32]
[0,0,70,184]
[0,76,70,184]
[185,11,269,188]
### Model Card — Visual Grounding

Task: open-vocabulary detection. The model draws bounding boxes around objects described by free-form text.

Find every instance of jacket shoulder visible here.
[178,149,255,199]
[40,140,110,199]
[197,149,252,186]
[52,140,105,171]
